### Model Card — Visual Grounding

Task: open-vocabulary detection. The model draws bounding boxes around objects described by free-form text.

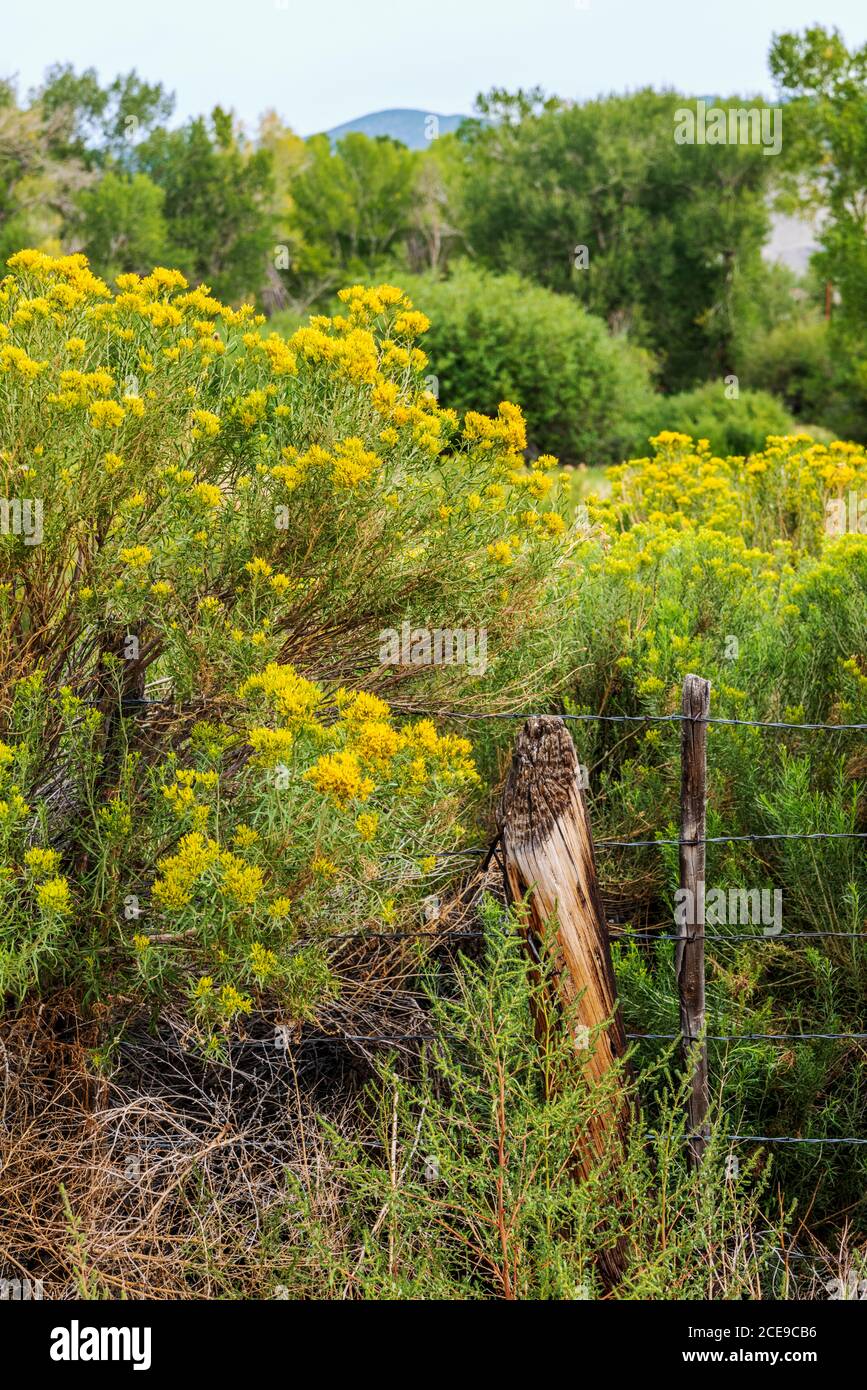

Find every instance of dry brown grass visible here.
[0,995,316,1298]
[0,882,493,1302]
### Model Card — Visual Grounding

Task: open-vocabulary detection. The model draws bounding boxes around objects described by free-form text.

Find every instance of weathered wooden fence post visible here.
[678,674,710,1168]
[497,715,628,1279]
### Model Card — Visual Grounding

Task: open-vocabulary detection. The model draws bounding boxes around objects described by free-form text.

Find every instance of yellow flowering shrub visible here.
[595,431,867,554]
[559,428,867,1199]
[571,431,867,732]
[0,250,573,1049]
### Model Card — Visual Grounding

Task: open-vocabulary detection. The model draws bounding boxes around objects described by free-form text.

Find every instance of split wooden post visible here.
[678,673,710,1169]
[497,715,628,1175]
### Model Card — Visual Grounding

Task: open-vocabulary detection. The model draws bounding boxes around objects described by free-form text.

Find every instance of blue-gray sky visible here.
[8,0,866,136]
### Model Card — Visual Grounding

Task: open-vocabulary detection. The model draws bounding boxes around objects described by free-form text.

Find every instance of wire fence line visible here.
[630,1032,867,1042]
[728,1136,867,1146]
[596,831,867,846]
[84,691,867,733]
[395,708,867,733]
[136,925,867,947]
[222,1029,867,1046]
[389,831,867,851]
[22,689,866,1153]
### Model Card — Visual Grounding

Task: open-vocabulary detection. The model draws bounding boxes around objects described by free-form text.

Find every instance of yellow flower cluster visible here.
[0,787,30,825]
[249,941,278,980]
[248,726,295,767]
[7,248,110,300]
[299,700,479,807]
[332,436,382,489]
[400,720,479,783]
[336,283,407,317]
[218,982,253,1018]
[89,399,126,429]
[291,324,381,385]
[303,749,374,807]
[593,432,867,553]
[24,846,61,878]
[335,689,392,723]
[0,344,47,378]
[463,401,527,453]
[161,768,218,828]
[152,831,264,911]
[119,545,153,568]
[36,876,72,916]
[356,812,379,841]
[238,663,322,727]
[192,481,222,508]
[271,437,382,491]
[152,832,220,909]
[191,408,221,437]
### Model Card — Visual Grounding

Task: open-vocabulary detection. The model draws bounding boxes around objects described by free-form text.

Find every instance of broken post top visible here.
[497,715,580,851]
[682,672,711,720]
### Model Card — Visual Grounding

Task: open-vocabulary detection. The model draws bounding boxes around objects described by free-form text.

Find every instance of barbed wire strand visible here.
[387,832,867,851]
[393,708,867,733]
[596,831,867,846]
[223,1029,867,1046]
[135,927,866,946]
[87,696,867,733]
[629,1032,867,1042]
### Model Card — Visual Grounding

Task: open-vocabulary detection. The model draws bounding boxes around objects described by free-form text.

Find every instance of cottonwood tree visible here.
[456,88,775,389]
[770,25,867,435]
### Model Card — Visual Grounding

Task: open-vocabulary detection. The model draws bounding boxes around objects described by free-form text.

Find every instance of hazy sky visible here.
[8,0,866,136]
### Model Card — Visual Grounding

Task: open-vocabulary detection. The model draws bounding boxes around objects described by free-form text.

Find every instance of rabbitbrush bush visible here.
[0,250,575,1050]
[565,430,867,1225]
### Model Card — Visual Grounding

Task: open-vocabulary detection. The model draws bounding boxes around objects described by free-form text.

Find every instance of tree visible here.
[406,135,465,274]
[0,79,92,260]
[136,108,275,303]
[33,64,175,168]
[456,88,774,390]
[288,133,418,296]
[78,171,169,279]
[255,110,308,313]
[769,26,867,433]
[257,109,307,222]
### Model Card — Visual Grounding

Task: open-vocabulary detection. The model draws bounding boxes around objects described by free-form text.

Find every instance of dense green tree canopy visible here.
[136,109,275,303]
[78,170,169,279]
[287,133,419,291]
[770,25,867,431]
[456,88,775,390]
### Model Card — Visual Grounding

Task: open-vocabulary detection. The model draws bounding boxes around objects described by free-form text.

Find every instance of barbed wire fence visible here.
[22,674,867,1155]
[171,673,863,1155]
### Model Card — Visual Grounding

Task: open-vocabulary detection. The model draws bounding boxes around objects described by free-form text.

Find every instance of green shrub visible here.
[396,264,657,466]
[0,252,575,1042]
[630,381,794,457]
[746,317,835,421]
[747,316,867,444]
[282,902,778,1300]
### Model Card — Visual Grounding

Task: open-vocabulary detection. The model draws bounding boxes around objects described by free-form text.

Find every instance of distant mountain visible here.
[320,108,469,150]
